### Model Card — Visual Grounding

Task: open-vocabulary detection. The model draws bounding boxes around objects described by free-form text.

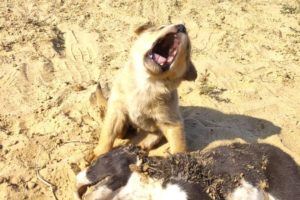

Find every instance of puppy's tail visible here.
[90,83,108,119]
[96,83,108,119]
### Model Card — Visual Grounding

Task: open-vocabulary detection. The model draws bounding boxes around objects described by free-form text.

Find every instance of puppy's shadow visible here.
[180,106,281,151]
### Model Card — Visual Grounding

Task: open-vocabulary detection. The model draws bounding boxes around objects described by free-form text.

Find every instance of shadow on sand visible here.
[180,106,281,151]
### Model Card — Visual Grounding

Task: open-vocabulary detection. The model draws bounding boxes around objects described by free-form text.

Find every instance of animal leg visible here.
[158,122,187,153]
[93,104,127,157]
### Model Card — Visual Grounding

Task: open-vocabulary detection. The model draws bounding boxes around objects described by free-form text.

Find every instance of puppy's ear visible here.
[134,22,154,35]
[183,61,197,81]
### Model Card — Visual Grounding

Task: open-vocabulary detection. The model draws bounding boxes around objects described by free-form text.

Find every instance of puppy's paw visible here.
[148,147,170,157]
[84,151,97,163]
[113,138,130,147]
[93,146,103,157]
[84,146,104,163]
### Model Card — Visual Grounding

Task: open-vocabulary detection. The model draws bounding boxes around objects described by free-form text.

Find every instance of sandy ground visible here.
[0,0,299,199]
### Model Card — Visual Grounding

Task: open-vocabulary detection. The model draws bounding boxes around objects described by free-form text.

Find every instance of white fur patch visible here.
[152,183,188,200]
[229,179,277,200]
[75,170,91,200]
[83,185,114,200]
[76,170,118,200]
[113,172,187,200]
[76,170,92,188]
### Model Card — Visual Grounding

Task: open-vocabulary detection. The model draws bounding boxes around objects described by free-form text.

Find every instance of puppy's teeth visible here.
[172,50,177,56]
[149,54,153,58]
[167,56,174,62]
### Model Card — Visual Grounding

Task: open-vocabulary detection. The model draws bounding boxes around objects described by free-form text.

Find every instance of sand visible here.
[0,0,299,199]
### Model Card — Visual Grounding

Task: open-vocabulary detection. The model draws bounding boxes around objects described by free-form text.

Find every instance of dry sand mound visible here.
[0,0,299,199]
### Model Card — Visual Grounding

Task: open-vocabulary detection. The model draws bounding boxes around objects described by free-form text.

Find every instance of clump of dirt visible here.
[140,154,203,185]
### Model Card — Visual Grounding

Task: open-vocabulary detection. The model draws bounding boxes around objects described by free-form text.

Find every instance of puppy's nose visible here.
[176,24,186,33]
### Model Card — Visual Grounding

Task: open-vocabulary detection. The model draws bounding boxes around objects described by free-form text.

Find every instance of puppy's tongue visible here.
[153,53,167,65]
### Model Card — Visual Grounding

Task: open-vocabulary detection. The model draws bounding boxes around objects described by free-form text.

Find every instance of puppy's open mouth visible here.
[147,33,180,71]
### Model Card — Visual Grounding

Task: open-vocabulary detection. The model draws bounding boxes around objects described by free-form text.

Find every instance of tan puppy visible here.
[93,24,197,157]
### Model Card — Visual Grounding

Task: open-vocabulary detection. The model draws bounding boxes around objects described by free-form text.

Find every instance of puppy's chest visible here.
[127,87,175,131]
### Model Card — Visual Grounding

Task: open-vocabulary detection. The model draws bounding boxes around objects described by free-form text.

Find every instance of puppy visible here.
[76,143,300,200]
[93,24,197,157]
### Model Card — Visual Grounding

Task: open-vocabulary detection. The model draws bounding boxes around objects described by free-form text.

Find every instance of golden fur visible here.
[93,24,197,158]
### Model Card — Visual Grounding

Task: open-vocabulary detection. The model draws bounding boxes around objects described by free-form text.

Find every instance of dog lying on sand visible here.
[76,143,300,200]
[92,23,197,158]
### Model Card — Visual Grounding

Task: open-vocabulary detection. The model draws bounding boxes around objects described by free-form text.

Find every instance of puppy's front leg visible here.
[93,104,127,157]
[158,122,187,154]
